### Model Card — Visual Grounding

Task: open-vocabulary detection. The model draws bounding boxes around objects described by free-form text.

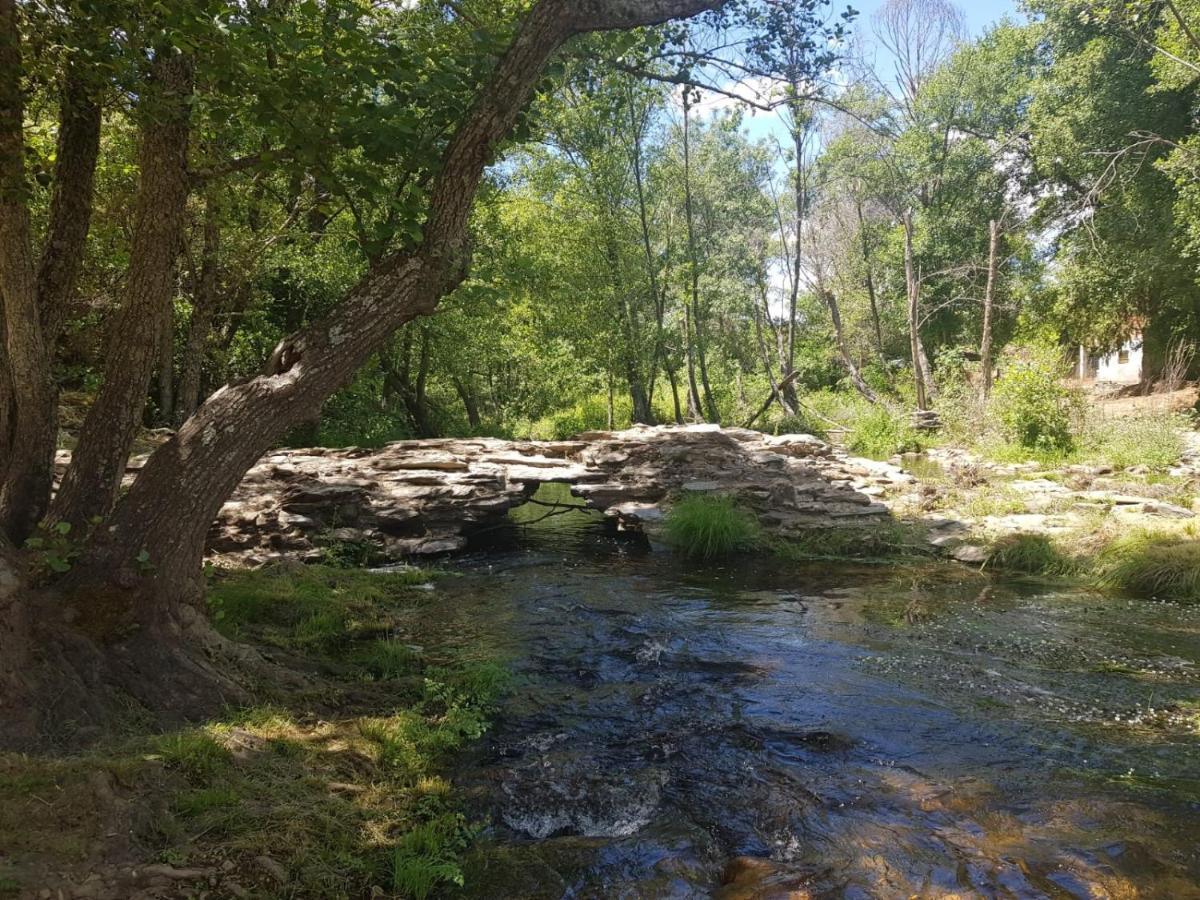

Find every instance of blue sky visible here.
[716,0,1024,146]
[850,0,1021,35]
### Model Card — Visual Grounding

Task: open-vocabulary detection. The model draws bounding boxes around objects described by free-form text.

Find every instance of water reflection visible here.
[414,504,1200,897]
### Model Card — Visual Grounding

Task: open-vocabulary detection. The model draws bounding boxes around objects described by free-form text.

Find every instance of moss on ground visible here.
[1,564,508,900]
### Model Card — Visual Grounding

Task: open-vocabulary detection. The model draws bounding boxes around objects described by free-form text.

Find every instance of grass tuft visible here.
[984,533,1076,576]
[663,494,762,558]
[153,731,233,781]
[1096,531,1200,601]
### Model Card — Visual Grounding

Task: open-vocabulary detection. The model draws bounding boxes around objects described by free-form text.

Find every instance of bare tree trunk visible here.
[52,51,194,530]
[980,218,1000,399]
[903,209,929,411]
[0,0,56,542]
[177,192,222,422]
[627,81,671,423]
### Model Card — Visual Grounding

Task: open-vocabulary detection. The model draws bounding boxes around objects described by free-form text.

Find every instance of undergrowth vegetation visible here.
[663,494,762,558]
[984,533,1077,577]
[1096,531,1200,601]
[1,565,508,899]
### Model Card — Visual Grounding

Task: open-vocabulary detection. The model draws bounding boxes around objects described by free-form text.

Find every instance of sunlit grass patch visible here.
[206,564,435,650]
[984,533,1077,577]
[1096,531,1200,601]
[664,494,762,558]
[3,566,505,898]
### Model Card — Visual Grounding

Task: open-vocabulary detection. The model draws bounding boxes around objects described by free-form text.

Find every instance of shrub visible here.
[846,403,922,459]
[989,344,1082,453]
[663,494,761,558]
[1096,531,1200,601]
[524,393,631,440]
[984,533,1075,576]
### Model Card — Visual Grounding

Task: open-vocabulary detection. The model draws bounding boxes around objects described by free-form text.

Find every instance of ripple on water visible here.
[436,533,1200,897]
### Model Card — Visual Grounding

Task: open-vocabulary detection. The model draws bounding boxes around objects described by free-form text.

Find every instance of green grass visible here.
[1083,413,1189,472]
[983,533,1076,576]
[663,494,762,558]
[391,814,473,899]
[3,566,506,899]
[845,403,924,459]
[206,564,434,651]
[1096,531,1200,601]
[152,731,233,781]
[357,638,423,679]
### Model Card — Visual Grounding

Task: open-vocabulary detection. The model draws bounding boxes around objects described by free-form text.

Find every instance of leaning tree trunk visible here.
[3,0,727,741]
[68,0,726,592]
[820,287,878,404]
[51,51,194,530]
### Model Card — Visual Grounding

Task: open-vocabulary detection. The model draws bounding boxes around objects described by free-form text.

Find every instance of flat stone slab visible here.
[196,425,911,566]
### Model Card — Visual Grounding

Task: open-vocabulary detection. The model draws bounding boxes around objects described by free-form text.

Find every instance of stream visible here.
[409,492,1200,898]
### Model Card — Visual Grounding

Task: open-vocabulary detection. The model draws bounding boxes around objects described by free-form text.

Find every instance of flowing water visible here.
[411,493,1200,898]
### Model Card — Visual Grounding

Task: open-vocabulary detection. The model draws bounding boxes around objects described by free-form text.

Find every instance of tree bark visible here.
[38,64,102,341]
[0,0,56,543]
[51,51,194,530]
[157,300,175,425]
[177,193,222,422]
[453,376,482,430]
[980,218,1000,399]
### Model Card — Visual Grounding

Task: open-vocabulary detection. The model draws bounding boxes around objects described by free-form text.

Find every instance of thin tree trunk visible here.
[177,192,222,422]
[52,51,194,530]
[604,226,653,424]
[453,377,481,430]
[855,197,885,359]
[903,209,929,411]
[980,218,1000,399]
[820,287,878,403]
[666,363,683,424]
[680,92,719,422]
[683,301,702,420]
[627,83,670,422]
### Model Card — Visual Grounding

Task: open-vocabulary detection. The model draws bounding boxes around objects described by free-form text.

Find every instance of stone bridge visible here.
[209,425,914,566]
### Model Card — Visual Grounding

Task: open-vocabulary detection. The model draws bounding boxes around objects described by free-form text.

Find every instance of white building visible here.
[1077,332,1144,384]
